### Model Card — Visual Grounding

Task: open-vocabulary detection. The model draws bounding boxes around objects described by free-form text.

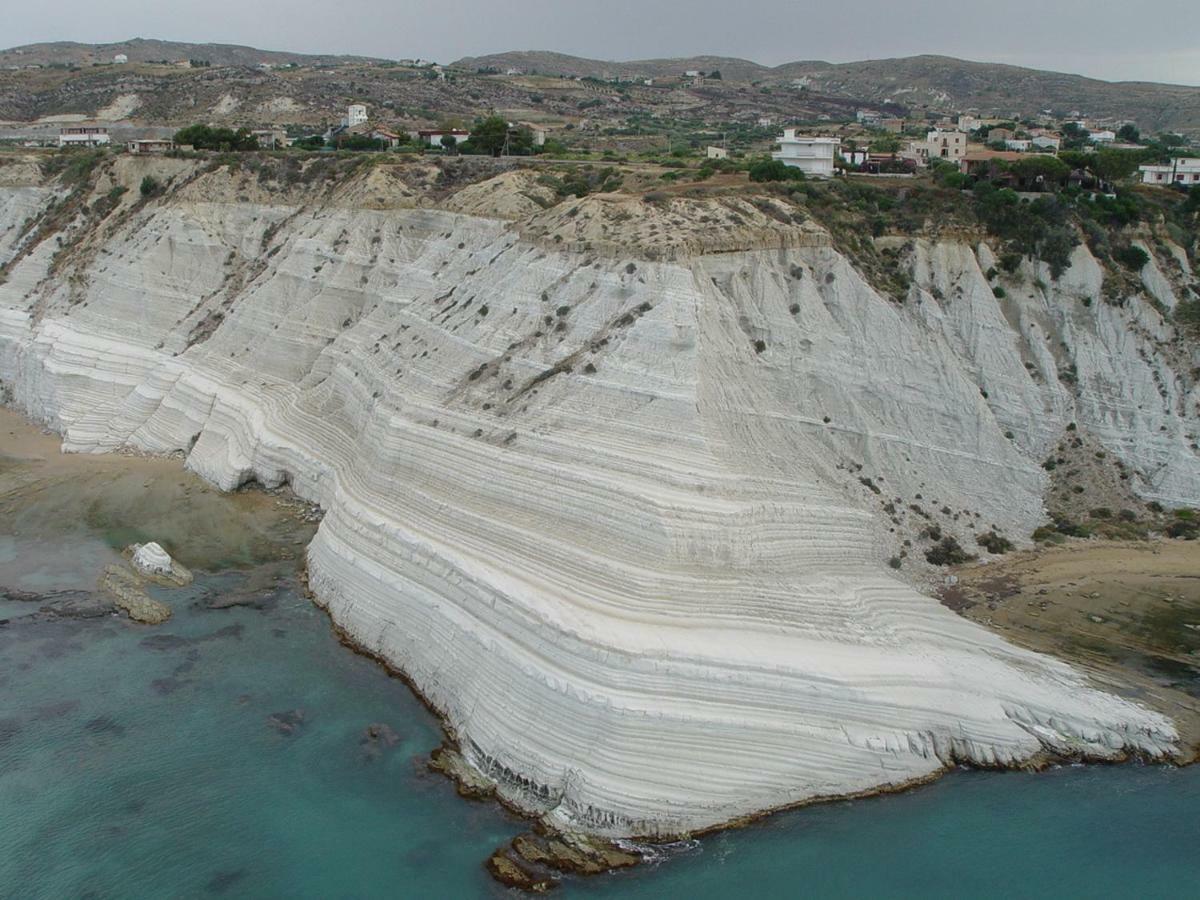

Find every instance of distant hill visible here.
[456,50,1200,134]
[455,50,775,84]
[0,38,390,69]
[2,40,1199,136]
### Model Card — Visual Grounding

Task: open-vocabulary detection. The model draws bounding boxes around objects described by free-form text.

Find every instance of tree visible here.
[748,159,806,182]
[173,124,258,151]
[1091,149,1142,183]
[340,134,385,151]
[1116,123,1140,143]
[1007,155,1071,185]
[868,134,901,153]
[1114,245,1150,270]
[469,116,510,156]
[708,69,722,80]
[440,134,458,154]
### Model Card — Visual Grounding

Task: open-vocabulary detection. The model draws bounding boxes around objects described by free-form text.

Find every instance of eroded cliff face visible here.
[1,155,1197,836]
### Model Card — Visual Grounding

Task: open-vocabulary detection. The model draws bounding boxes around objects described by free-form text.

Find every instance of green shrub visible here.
[1114,244,1150,271]
[748,159,806,183]
[925,536,975,566]
[977,532,1014,554]
[139,175,162,197]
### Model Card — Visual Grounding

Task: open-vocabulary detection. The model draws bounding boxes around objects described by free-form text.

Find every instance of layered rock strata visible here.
[1,158,1196,836]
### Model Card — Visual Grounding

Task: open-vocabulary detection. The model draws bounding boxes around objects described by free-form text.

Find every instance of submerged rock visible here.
[2,586,115,620]
[84,715,126,737]
[39,592,117,619]
[360,722,401,760]
[266,709,305,736]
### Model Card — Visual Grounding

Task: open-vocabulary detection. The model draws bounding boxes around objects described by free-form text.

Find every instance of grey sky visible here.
[7,0,1199,85]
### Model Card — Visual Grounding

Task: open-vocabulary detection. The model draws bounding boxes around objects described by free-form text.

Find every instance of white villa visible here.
[113,53,128,64]
[346,105,368,128]
[416,128,471,147]
[772,130,838,177]
[58,126,110,147]
[1139,158,1200,186]
[706,145,728,160]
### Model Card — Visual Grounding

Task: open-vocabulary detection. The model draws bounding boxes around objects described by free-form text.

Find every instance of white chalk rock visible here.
[0,164,1194,838]
[131,542,174,576]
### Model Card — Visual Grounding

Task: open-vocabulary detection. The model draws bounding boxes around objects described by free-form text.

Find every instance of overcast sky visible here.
[7,0,1199,85]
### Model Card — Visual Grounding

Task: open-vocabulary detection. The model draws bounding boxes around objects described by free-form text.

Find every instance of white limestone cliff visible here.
[1,157,1196,837]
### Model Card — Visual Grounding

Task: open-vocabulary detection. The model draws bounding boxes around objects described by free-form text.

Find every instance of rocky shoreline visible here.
[4,405,1197,891]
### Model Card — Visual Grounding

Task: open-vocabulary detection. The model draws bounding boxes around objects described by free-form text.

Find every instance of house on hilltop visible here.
[416,128,471,147]
[1139,158,1200,185]
[58,126,109,148]
[904,129,967,165]
[126,139,175,154]
[772,129,838,177]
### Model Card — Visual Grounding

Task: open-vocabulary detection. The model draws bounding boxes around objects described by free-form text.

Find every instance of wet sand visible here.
[0,407,318,588]
[942,540,1200,756]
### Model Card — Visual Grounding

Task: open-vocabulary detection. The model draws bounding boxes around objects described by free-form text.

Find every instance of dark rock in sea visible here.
[197,587,282,611]
[0,717,21,746]
[140,633,192,652]
[486,849,558,892]
[266,709,305,736]
[510,830,642,876]
[360,722,401,760]
[205,869,248,894]
[172,648,201,675]
[0,587,43,603]
[32,699,80,721]
[39,592,117,619]
[84,715,126,737]
[213,624,244,640]
[39,636,85,659]
[484,828,643,890]
[151,676,187,695]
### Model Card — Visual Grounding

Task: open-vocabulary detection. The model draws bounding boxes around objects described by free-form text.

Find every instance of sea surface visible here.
[1,424,1198,898]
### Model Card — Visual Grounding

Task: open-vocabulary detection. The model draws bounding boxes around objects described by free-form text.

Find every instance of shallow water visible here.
[2,419,1198,898]
[0,572,524,898]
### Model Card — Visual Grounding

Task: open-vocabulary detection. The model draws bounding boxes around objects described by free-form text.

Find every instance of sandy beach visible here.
[943,540,1200,755]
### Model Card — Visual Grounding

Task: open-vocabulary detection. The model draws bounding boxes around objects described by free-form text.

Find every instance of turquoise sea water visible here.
[1,458,1197,897]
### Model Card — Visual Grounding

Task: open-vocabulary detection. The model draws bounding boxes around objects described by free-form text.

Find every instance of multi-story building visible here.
[1139,158,1200,185]
[58,126,110,147]
[771,129,838,177]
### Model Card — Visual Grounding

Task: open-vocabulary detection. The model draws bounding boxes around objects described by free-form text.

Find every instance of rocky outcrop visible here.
[130,542,193,586]
[1,158,1196,838]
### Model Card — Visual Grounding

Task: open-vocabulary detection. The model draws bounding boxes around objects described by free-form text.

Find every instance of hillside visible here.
[0,38,389,68]
[458,50,1200,134]
[2,40,1200,136]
